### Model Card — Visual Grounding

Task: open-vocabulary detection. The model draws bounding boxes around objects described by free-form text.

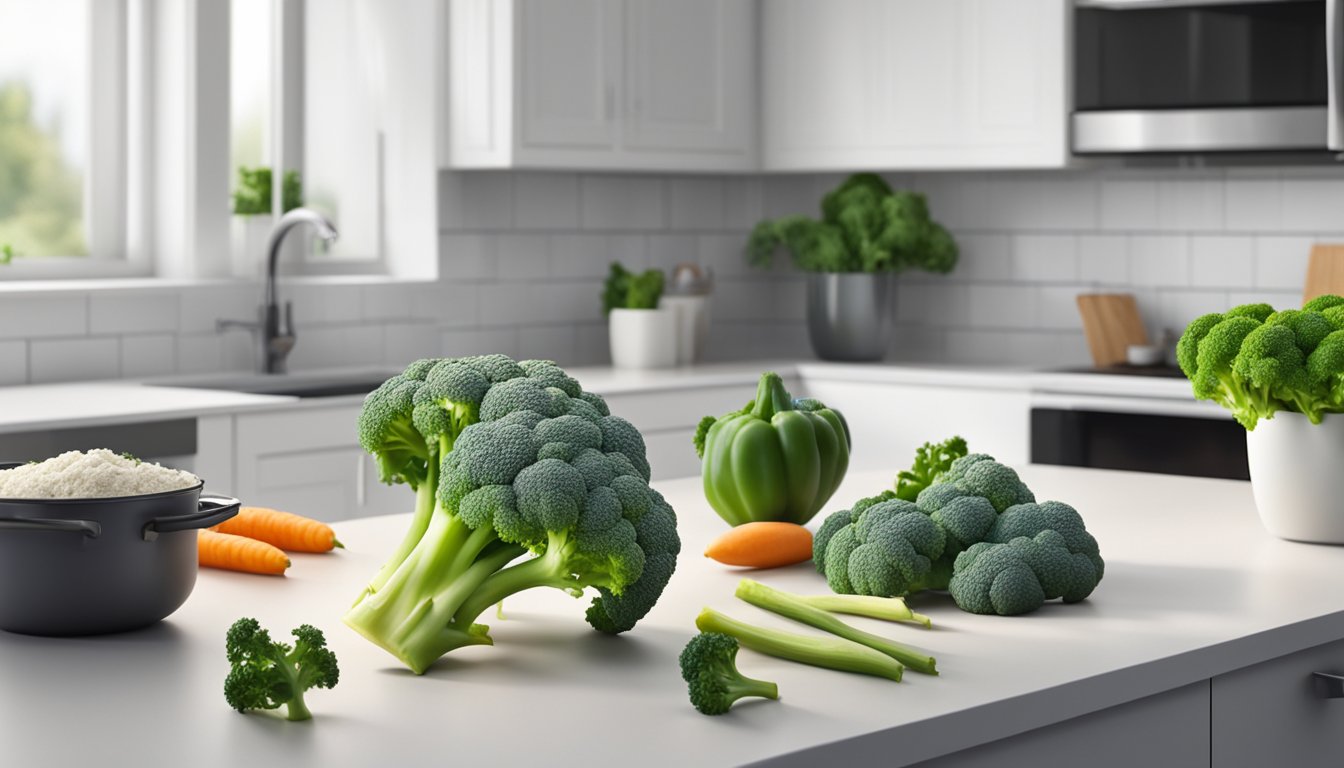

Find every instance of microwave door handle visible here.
[1331,0,1343,150]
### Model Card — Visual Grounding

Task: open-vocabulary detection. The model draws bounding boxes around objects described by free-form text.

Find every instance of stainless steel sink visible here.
[146,370,397,399]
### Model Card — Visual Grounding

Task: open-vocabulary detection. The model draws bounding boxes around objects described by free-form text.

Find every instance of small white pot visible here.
[608,308,678,370]
[1246,411,1344,544]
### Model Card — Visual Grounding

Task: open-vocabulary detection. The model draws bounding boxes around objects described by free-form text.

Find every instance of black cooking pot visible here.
[0,462,239,636]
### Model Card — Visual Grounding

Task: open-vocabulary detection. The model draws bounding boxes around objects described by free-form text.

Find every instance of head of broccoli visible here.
[679,632,779,715]
[224,618,339,721]
[344,356,680,674]
[948,530,1103,616]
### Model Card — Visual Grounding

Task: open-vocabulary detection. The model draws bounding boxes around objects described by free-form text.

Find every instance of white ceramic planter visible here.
[608,308,678,370]
[1246,411,1344,544]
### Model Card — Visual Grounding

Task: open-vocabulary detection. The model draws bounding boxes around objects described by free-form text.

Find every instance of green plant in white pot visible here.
[603,263,675,369]
[748,173,958,362]
[1177,294,1344,543]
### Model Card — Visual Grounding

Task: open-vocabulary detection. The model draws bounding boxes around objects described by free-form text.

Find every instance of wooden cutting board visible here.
[1076,293,1149,367]
[1303,244,1344,304]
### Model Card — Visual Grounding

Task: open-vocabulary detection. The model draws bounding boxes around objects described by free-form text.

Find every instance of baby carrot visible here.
[705,522,813,569]
[210,506,342,553]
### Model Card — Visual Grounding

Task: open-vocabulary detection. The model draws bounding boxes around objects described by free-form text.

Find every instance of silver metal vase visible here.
[805,272,892,361]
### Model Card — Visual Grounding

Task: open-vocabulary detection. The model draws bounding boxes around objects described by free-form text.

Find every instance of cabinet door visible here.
[516,0,620,151]
[762,0,1068,170]
[234,406,365,523]
[1212,637,1344,768]
[623,0,753,155]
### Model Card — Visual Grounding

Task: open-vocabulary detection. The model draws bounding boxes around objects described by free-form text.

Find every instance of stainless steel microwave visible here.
[1073,0,1343,154]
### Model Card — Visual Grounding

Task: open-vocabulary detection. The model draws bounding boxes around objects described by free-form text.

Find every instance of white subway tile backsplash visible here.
[89,292,179,335]
[721,178,764,230]
[605,235,648,269]
[380,322,440,368]
[1254,236,1314,290]
[669,178,726,231]
[455,173,514,229]
[441,327,519,359]
[1012,234,1077,282]
[494,235,550,282]
[1128,235,1190,286]
[439,234,494,281]
[1157,179,1224,232]
[1100,179,1158,231]
[411,283,478,328]
[953,233,1011,281]
[581,177,665,231]
[1281,179,1344,233]
[176,334,225,375]
[1077,234,1128,284]
[177,284,256,334]
[30,338,119,383]
[1191,236,1254,289]
[1226,289,1301,310]
[120,335,177,378]
[1224,178,1282,233]
[286,325,383,369]
[516,324,577,363]
[698,234,750,277]
[647,234,699,273]
[0,295,87,339]
[513,173,579,230]
[967,285,1036,329]
[1156,290,1231,337]
[288,284,363,325]
[0,341,26,386]
[762,176,817,219]
[361,284,415,321]
[1036,285,1086,330]
[550,234,609,279]
[476,283,532,327]
[572,323,610,366]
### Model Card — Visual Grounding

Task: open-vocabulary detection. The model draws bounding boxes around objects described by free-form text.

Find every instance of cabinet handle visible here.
[356,454,366,507]
[1313,672,1344,698]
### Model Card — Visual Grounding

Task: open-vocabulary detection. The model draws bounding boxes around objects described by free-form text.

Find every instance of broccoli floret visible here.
[1307,329,1344,409]
[1187,315,1267,427]
[949,530,1102,616]
[935,453,1035,513]
[990,501,1105,579]
[344,355,680,674]
[1234,322,1317,423]
[1176,312,1223,378]
[1304,295,1344,314]
[1224,302,1275,322]
[818,498,945,597]
[893,435,968,502]
[679,633,779,715]
[224,619,339,721]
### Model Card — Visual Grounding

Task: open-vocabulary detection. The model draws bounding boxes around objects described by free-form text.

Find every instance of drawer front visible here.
[1212,637,1344,768]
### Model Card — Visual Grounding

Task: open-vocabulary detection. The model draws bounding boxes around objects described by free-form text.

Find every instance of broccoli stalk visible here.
[679,633,779,715]
[735,580,937,674]
[787,593,932,628]
[344,356,680,675]
[224,619,339,721]
[695,608,905,682]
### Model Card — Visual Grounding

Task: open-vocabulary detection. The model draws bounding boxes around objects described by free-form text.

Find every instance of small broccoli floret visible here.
[224,618,339,721]
[679,632,779,715]
[937,454,1035,512]
[989,501,1105,579]
[1304,295,1344,314]
[1308,329,1344,409]
[894,435,968,502]
[1189,316,1266,427]
[1176,312,1223,378]
[949,530,1102,616]
[822,498,945,597]
[1224,302,1275,322]
[1234,322,1317,423]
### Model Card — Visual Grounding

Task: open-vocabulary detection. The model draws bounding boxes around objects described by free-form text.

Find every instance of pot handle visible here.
[0,516,101,538]
[143,494,241,541]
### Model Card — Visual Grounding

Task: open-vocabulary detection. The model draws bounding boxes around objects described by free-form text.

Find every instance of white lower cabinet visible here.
[232,405,405,523]
[1212,637,1344,767]
[800,379,1031,473]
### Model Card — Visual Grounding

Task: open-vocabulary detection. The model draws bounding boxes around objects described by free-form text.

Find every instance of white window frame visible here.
[0,0,153,279]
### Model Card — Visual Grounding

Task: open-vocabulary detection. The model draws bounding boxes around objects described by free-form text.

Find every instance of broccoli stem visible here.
[789,593,932,629]
[363,457,440,598]
[452,537,597,628]
[735,580,937,675]
[285,693,313,722]
[726,674,780,703]
[695,607,905,682]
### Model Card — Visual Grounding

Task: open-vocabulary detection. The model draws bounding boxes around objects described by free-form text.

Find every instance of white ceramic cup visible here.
[659,295,710,366]
[1245,410,1344,544]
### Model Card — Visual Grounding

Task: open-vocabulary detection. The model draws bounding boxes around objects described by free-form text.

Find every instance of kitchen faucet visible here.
[217,208,339,374]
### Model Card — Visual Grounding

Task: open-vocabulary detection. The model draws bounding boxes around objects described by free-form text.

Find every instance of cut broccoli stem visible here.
[695,607,905,682]
[788,593,932,629]
[735,580,937,675]
[285,691,313,722]
[453,535,603,628]
[725,675,779,703]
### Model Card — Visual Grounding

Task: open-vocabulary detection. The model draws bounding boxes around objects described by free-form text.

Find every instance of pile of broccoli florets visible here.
[814,453,1104,616]
[1177,295,1344,429]
[344,355,680,674]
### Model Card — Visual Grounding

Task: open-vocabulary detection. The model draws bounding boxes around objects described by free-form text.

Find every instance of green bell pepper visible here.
[694,372,850,526]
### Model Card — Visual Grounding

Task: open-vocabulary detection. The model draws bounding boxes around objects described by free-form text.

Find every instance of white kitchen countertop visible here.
[0,360,1207,435]
[3,465,1341,767]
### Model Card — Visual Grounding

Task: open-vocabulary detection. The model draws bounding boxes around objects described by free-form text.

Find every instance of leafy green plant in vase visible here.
[1176,294,1344,543]
[603,262,675,369]
[749,173,958,361]
[232,167,303,273]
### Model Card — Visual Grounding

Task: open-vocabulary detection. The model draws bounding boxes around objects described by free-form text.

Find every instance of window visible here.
[0,0,144,277]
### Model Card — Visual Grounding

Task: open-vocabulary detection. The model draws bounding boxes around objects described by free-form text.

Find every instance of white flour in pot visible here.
[0,449,200,499]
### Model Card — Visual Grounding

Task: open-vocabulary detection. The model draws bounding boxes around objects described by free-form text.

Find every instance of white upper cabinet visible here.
[446,0,756,171]
[761,0,1069,171]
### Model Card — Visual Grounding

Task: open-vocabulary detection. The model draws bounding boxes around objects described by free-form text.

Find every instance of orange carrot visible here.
[704,522,814,569]
[210,506,342,553]
[199,529,290,575]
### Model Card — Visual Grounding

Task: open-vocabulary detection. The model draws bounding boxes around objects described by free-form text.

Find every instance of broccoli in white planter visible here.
[602,263,676,370]
[1177,294,1344,543]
